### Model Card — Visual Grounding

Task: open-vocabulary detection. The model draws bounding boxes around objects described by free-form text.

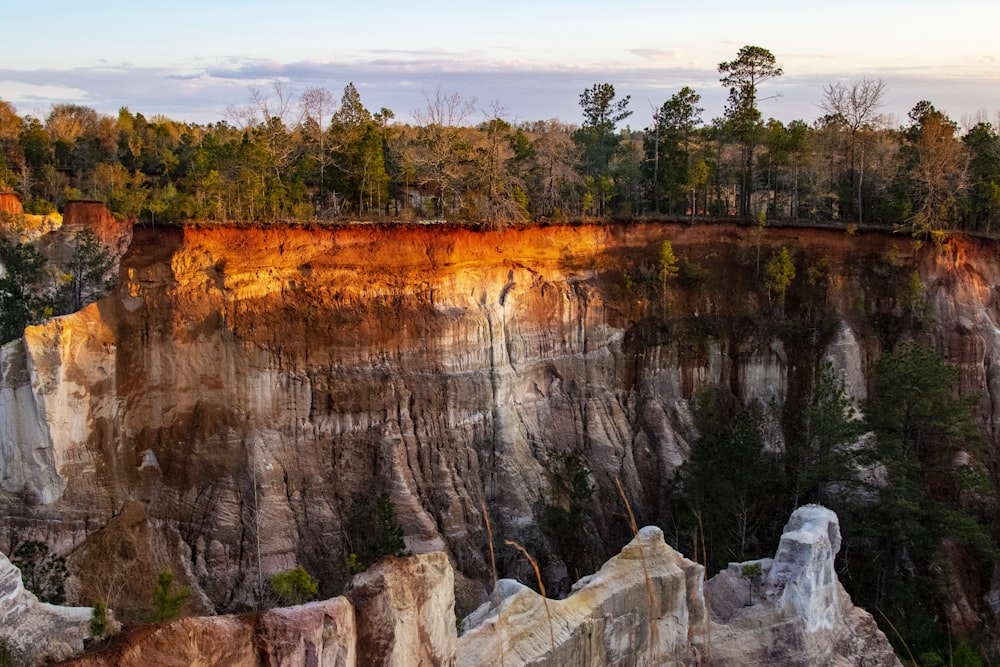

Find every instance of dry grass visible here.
[505,539,556,657]
[615,477,659,663]
[481,500,505,667]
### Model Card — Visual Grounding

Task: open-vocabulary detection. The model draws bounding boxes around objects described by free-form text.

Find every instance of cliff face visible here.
[1,220,999,620]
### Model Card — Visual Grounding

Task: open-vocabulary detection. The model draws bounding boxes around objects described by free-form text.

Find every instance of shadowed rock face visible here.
[57,506,897,667]
[1,218,999,625]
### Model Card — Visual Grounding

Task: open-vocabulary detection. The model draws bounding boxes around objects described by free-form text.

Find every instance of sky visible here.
[2,0,998,130]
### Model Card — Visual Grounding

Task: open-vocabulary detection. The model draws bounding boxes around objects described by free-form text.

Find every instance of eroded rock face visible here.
[458,506,898,666]
[0,221,998,629]
[0,550,94,665]
[458,525,706,666]
[56,507,897,667]
[347,551,456,667]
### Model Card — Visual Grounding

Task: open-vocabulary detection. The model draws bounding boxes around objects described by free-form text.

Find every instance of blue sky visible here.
[2,0,997,128]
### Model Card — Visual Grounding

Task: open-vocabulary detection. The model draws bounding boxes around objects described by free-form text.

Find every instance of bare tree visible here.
[472,102,528,228]
[528,120,581,217]
[408,88,477,216]
[819,78,887,223]
[299,87,336,212]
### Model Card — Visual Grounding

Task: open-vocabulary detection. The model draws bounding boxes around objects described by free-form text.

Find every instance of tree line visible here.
[0,45,997,234]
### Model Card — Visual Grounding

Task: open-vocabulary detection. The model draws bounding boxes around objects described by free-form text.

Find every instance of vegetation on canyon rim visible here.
[0,45,996,235]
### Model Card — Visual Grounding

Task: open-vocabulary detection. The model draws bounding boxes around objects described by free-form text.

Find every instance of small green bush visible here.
[268,565,318,606]
[153,572,191,621]
[89,600,109,637]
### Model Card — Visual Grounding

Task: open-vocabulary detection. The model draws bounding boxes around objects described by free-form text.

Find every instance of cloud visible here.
[1,56,997,127]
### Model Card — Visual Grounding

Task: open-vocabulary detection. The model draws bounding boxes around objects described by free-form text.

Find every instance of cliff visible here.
[0,217,998,627]
[56,505,898,666]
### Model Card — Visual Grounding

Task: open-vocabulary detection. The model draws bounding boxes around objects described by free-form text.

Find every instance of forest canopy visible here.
[0,46,998,235]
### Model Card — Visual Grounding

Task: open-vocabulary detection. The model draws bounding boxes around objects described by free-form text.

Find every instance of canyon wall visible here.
[1,218,999,622]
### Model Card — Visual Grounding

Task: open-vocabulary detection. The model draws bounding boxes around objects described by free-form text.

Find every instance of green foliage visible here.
[670,389,785,573]
[344,490,405,573]
[784,363,862,507]
[268,565,318,606]
[838,342,997,657]
[0,239,52,343]
[740,562,763,604]
[89,600,109,637]
[11,541,68,604]
[658,240,679,282]
[718,45,783,217]
[678,258,710,288]
[764,246,796,307]
[540,451,596,575]
[0,84,993,228]
[901,269,925,317]
[645,87,704,214]
[574,83,632,216]
[952,641,984,667]
[23,197,56,215]
[58,229,116,313]
[622,270,637,293]
[152,571,191,621]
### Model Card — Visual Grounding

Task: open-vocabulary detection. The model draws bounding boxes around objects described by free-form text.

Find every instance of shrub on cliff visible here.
[268,565,318,606]
[541,451,597,579]
[152,572,191,621]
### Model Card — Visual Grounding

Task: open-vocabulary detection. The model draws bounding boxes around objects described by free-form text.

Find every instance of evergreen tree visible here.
[0,239,52,343]
[344,490,405,572]
[58,229,116,313]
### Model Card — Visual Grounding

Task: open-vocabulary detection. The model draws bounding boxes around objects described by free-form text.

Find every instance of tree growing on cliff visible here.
[842,342,997,656]
[541,451,597,579]
[152,571,191,621]
[0,239,53,343]
[344,490,405,574]
[58,228,116,313]
[764,245,795,311]
[670,389,785,573]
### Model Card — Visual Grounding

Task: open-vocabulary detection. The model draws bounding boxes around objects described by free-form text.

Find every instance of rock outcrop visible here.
[59,506,897,666]
[459,505,898,666]
[0,550,94,665]
[705,505,899,666]
[457,525,707,665]
[61,553,447,667]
